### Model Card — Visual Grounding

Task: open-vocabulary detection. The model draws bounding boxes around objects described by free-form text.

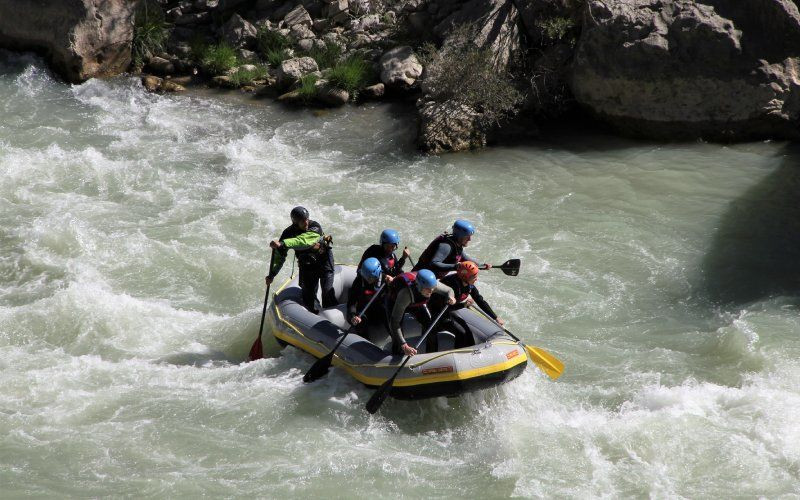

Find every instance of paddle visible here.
[480,258,520,276]
[248,249,276,361]
[366,305,450,414]
[303,281,387,383]
[473,306,564,380]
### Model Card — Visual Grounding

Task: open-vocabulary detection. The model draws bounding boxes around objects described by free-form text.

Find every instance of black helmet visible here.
[290,206,309,221]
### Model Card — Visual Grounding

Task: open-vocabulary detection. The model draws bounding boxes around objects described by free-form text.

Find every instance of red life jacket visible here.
[412,233,462,277]
[441,274,471,303]
[390,272,429,308]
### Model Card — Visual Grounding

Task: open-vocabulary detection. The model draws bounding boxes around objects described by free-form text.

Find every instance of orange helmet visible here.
[456,261,479,282]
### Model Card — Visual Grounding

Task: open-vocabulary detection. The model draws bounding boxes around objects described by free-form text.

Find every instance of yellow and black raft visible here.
[269,265,529,400]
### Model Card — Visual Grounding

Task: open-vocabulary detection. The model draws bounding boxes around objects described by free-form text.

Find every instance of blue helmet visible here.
[360,257,382,281]
[380,229,400,245]
[416,269,437,290]
[452,219,475,239]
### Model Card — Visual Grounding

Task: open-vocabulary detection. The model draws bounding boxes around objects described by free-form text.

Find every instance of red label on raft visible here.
[506,350,520,360]
[422,366,454,375]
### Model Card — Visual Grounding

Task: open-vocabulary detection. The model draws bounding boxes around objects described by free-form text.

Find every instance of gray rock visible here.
[222,13,258,48]
[276,56,320,87]
[147,56,175,76]
[238,49,258,61]
[0,0,136,83]
[290,23,316,40]
[284,5,313,27]
[325,0,349,23]
[350,0,371,15]
[570,0,800,140]
[174,11,211,25]
[314,18,332,31]
[194,0,219,9]
[417,100,487,153]
[434,0,521,69]
[317,85,350,106]
[298,38,315,51]
[142,75,163,92]
[380,46,423,87]
[362,82,385,98]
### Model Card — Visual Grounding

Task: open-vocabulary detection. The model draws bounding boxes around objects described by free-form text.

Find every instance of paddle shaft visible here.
[257,250,277,339]
[365,305,450,413]
[384,306,449,384]
[329,282,387,353]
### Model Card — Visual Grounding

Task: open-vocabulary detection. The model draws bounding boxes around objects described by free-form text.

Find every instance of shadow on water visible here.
[700,143,800,306]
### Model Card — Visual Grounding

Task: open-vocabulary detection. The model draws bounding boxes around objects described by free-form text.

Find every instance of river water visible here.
[2,51,800,497]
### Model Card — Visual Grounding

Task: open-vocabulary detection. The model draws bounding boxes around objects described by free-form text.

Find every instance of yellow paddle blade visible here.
[524,345,564,380]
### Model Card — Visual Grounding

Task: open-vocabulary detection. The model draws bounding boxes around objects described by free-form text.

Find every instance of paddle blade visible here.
[365,376,395,414]
[248,337,263,361]
[303,353,333,383]
[500,259,521,276]
[525,345,564,380]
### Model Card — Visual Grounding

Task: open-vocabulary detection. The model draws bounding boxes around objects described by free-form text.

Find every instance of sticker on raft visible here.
[422,366,454,375]
[506,350,520,360]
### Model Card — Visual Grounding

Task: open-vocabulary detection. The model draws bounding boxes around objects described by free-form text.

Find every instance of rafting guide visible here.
[250,214,563,411]
[264,206,335,314]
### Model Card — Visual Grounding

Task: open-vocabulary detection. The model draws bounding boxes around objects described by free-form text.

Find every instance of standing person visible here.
[412,219,490,279]
[347,257,389,339]
[357,229,411,281]
[427,261,505,352]
[387,269,455,356]
[264,206,335,314]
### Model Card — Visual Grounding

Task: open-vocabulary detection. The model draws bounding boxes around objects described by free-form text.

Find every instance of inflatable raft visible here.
[269,265,527,400]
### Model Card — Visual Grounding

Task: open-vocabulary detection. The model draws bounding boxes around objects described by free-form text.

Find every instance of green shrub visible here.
[296,74,319,103]
[257,28,290,57]
[201,43,239,75]
[132,0,169,67]
[420,23,523,125]
[538,17,575,43]
[303,42,342,70]
[265,48,291,67]
[229,65,269,86]
[327,55,373,98]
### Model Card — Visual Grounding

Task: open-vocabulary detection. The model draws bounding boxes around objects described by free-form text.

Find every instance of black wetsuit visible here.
[427,273,498,352]
[346,275,389,339]
[268,220,335,312]
[412,233,477,279]
[357,244,407,277]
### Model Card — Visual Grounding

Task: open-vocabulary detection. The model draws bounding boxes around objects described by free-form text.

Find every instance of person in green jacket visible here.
[264,206,335,313]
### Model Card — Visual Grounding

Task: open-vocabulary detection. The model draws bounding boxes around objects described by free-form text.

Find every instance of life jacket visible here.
[438,274,471,308]
[294,221,326,266]
[355,277,381,309]
[389,272,428,309]
[412,233,462,277]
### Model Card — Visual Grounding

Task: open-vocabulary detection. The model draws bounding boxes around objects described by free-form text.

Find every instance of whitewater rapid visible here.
[1,51,799,497]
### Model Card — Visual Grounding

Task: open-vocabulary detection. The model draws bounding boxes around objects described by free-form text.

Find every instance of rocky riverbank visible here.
[2,0,800,152]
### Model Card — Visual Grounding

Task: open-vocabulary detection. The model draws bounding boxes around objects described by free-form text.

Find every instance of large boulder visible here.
[221,13,258,49]
[433,0,521,69]
[0,0,136,83]
[380,46,422,88]
[276,56,319,87]
[570,0,800,140]
[417,100,488,153]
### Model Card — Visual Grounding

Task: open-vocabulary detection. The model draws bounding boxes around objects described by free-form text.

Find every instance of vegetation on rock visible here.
[420,23,523,125]
[326,55,373,99]
[201,43,239,75]
[132,1,169,67]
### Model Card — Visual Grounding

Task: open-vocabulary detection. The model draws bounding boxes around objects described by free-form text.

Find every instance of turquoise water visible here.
[1,51,800,497]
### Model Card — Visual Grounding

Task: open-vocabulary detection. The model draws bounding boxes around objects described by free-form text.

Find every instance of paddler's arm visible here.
[429,242,458,274]
[390,288,419,356]
[470,287,504,326]
[433,282,455,302]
